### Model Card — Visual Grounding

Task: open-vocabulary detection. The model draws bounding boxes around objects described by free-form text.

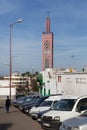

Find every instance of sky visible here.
[0,0,87,75]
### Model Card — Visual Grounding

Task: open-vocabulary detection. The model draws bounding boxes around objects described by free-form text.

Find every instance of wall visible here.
[56,72,87,96]
[41,69,87,96]
[0,87,16,99]
[0,80,9,87]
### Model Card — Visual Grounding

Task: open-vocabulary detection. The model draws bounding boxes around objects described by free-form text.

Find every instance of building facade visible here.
[40,68,87,96]
[0,72,31,98]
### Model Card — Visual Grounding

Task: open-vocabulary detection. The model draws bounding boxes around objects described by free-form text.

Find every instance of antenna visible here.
[47,11,50,17]
[46,11,50,32]
[71,55,75,68]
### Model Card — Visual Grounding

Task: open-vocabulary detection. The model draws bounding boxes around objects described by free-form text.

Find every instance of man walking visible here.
[5,96,11,113]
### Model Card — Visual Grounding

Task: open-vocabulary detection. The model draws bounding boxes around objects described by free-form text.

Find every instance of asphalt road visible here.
[0,100,42,130]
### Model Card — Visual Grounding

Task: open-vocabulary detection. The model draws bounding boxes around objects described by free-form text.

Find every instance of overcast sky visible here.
[0,0,87,75]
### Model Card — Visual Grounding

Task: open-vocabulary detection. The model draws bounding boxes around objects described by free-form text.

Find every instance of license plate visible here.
[32,114,38,117]
[20,107,22,110]
[38,118,41,122]
[43,123,50,127]
[26,109,28,112]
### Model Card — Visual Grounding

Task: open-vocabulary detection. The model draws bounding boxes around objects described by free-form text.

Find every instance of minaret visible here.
[42,15,53,70]
[46,15,50,32]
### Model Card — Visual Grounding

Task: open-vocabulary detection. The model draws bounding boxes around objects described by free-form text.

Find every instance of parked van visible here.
[60,110,87,130]
[29,94,63,120]
[41,95,87,130]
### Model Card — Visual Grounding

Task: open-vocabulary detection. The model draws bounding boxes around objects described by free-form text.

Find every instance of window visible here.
[58,76,61,82]
[40,101,52,107]
[53,99,76,111]
[45,59,49,68]
[76,78,86,84]
[77,98,87,111]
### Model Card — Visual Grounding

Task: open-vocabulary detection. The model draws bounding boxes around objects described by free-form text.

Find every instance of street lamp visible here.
[9,18,22,99]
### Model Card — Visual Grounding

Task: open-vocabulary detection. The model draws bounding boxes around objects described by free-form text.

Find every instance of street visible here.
[0,100,42,130]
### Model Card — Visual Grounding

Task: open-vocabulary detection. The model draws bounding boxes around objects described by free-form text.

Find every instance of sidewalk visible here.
[0,100,42,130]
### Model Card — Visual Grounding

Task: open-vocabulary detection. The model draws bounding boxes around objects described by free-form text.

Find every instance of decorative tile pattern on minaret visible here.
[42,16,53,70]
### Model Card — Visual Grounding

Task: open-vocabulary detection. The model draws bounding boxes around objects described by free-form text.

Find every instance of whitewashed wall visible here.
[0,80,9,87]
[0,87,16,95]
[41,69,87,96]
[56,73,87,96]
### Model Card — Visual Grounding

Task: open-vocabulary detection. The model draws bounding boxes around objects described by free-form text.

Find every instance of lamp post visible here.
[9,18,22,99]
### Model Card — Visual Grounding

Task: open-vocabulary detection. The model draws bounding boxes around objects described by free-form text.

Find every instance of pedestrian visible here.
[5,96,11,113]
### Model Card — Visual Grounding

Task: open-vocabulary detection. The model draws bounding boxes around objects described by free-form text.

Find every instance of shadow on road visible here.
[0,123,12,130]
[0,106,4,109]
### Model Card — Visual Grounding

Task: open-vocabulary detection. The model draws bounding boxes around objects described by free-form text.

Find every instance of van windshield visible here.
[39,101,52,107]
[53,99,76,111]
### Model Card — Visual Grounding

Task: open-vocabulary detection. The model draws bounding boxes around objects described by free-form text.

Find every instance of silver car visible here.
[60,110,87,130]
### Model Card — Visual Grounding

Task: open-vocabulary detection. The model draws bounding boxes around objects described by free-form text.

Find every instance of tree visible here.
[21,71,41,93]
[21,71,31,77]
[31,78,39,92]
[37,74,43,94]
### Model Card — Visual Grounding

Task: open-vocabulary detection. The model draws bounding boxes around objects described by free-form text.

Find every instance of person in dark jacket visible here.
[5,96,11,113]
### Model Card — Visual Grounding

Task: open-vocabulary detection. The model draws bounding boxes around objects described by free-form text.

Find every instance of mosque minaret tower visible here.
[42,15,54,70]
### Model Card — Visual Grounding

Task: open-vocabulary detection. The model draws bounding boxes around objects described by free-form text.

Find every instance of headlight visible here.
[54,116,60,121]
[71,126,79,130]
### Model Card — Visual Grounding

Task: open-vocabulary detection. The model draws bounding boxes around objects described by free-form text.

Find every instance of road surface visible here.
[0,100,42,130]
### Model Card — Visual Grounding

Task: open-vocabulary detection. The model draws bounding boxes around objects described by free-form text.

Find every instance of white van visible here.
[29,94,63,120]
[59,110,87,130]
[41,95,87,130]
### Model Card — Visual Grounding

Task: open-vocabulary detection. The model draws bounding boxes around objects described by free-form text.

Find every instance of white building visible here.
[4,72,30,87]
[41,68,87,96]
[0,72,31,98]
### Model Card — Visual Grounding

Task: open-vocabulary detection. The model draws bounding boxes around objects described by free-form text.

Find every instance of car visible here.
[12,96,26,106]
[24,96,49,114]
[37,109,51,123]
[59,110,87,130]
[29,94,63,120]
[37,101,60,123]
[13,94,40,107]
[41,95,87,130]
[16,96,33,107]
[19,96,41,112]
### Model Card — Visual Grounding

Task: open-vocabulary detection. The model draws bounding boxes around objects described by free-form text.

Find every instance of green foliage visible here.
[36,74,43,94]
[37,73,43,86]
[21,71,32,77]
[31,78,39,92]
[21,71,43,93]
